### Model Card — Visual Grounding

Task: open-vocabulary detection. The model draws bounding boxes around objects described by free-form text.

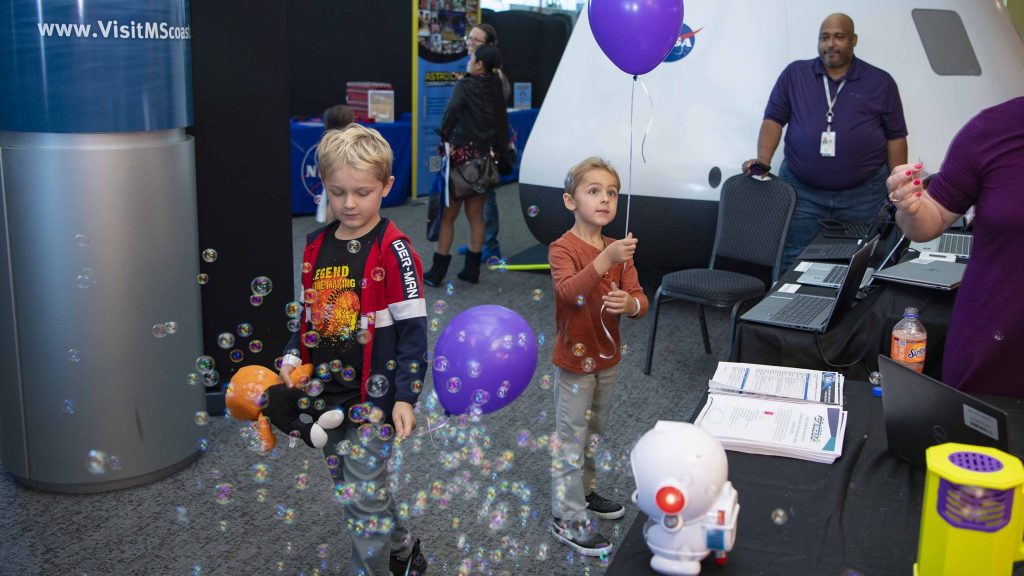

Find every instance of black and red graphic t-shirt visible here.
[307,220,383,405]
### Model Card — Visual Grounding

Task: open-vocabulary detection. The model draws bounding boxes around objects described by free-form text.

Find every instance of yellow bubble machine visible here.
[916,443,1024,576]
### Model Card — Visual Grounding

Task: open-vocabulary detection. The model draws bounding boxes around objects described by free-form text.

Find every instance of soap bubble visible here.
[285,301,302,318]
[251,276,273,296]
[287,319,300,332]
[202,371,220,388]
[302,331,321,348]
[868,371,881,386]
[532,289,543,301]
[229,349,244,363]
[486,256,502,270]
[347,240,361,253]
[249,340,263,353]
[63,399,75,414]
[195,411,210,426]
[771,508,788,525]
[236,323,253,337]
[527,205,540,218]
[994,330,1005,341]
[249,295,263,307]
[217,333,235,349]
[575,295,586,307]
[572,343,586,357]
[540,375,553,390]
[186,373,201,386]
[445,282,455,296]
[68,348,81,362]
[74,234,90,246]
[356,330,371,345]
[433,356,449,372]
[367,374,389,398]
[620,344,630,356]
[214,483,234,505]
[433,300,447,315]
[301,262,312,274]
[581,357,596,372]
[76,270,94,289]
[196,355,215,373]
[202,248,218,263]
[164,321,178,334]
[371,267,386,282]
[153,324,167,338]
[87,449,108,474]
[446,377,462,393]
[472,389,491,405]
[197,273,209,285]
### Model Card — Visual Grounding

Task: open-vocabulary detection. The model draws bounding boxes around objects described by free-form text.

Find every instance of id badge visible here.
[820,130,836,157]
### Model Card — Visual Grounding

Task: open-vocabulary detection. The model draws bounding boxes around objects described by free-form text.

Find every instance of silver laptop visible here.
[796,262,849,288]
[871,257,966,291]
[910,232,973,260]
[741,236,878,333]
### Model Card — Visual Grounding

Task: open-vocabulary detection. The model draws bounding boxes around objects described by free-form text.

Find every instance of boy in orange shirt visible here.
[548,157,648,556]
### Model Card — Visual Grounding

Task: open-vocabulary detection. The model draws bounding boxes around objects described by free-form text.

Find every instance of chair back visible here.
[710,174,796,283]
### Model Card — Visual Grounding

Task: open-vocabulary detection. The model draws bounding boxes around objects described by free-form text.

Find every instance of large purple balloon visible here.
[590,0,685,76]
[432,305,538,415]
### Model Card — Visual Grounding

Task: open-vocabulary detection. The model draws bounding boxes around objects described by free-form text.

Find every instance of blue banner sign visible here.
[0,0,192,133]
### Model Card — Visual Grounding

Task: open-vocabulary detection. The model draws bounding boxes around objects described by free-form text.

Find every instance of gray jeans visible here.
[321,421,412,576]
[551,365,618,520]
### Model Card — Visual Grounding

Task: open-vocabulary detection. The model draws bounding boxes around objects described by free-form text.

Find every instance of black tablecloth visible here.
[733,237,957,381]
[606,384,1024,576]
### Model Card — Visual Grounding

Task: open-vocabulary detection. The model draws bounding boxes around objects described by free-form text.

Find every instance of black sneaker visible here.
[550,519,612,557]
[389,538,427,576]
[586,492,625,520]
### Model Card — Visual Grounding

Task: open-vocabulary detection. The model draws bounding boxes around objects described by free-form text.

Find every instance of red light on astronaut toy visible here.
[656,486,685,514]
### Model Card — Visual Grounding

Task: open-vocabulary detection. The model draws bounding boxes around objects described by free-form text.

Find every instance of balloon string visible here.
[639,78,653,165]
[597,75,639,360]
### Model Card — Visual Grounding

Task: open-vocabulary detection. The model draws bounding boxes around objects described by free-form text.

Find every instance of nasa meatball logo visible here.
[301,144,322,199]
[664,23,703,62]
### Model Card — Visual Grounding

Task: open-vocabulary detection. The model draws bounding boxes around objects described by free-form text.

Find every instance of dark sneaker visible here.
[389,538,427,576]
[550,519,612,557]
[586,492,625,520]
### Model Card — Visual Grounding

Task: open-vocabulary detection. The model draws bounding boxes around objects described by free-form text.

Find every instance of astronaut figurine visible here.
[631,421,739,576]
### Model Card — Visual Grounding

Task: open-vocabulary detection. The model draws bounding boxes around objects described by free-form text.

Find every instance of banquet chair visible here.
[643,173,795,373]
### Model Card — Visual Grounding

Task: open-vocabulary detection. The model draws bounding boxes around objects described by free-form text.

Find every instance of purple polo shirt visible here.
[926,97,1024,397]
[765,57,907,190]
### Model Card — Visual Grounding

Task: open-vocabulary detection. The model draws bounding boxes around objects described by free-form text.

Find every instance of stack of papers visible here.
[694,362,849,464]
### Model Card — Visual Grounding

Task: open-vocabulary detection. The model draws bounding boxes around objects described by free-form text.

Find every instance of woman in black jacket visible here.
[423,44,508,286]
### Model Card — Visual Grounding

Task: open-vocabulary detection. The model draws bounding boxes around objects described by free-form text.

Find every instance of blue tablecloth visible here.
[290,119,412,215]
[289,108,538,215]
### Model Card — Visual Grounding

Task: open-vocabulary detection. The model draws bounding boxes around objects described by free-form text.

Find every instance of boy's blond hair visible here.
[317,124,393,184]
[564,156,621,196]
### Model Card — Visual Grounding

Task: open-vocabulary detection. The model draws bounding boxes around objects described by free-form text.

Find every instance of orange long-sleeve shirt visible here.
[549,231,648,374]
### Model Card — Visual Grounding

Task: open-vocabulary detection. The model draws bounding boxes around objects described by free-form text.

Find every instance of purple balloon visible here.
[590,0,685,76]
[432,305,537,415]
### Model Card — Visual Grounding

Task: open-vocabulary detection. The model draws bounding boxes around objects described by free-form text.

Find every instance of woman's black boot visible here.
[423,253,452,287]
[457,251,482,284]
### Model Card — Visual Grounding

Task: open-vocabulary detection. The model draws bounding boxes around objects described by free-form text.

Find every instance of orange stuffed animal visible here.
[225,364,344,451]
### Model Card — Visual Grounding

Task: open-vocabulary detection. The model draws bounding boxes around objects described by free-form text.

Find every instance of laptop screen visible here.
[878,355,1008,469]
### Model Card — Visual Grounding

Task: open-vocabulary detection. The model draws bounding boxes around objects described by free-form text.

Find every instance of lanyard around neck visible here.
[823,74,846,128]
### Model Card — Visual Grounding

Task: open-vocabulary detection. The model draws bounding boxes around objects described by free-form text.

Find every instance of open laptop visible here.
[878,355,1008,470]
[741,235,878,333]
[799,232,909,289]
[871,257,966,291]
[910,232,973,260]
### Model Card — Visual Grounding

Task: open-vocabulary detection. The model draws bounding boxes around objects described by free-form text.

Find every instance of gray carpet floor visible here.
[1,183,732,575]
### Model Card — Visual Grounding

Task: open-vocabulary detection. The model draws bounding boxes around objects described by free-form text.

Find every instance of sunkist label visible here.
[891,336,926,372]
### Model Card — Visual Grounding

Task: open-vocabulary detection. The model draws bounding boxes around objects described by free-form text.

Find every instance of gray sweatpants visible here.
[550,365,618,520]
[321,421,412,576]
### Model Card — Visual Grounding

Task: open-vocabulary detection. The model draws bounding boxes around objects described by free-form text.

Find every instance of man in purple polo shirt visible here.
[743,13,908,267]
[887,97,1024,398]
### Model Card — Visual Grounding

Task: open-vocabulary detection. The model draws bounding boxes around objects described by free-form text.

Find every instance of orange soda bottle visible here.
[891,307,927,373]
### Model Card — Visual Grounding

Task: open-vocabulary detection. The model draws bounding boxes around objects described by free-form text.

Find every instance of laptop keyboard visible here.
[770,294,833,324]
[937,234,972,256]
[822,266,848,286]
[803,243,859,259]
